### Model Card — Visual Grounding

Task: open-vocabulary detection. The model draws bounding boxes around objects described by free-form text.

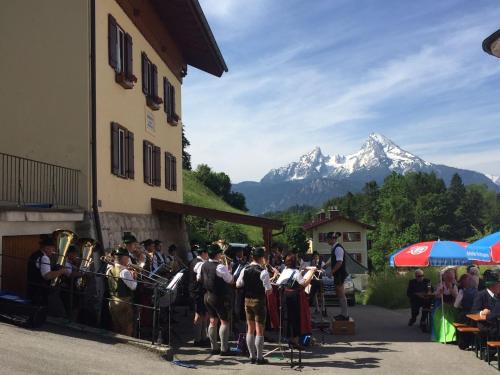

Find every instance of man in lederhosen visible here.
[106,246,137,336]
[236,247,272,364]
[198,244,233,355]
[27,235,66,306]
[123,234,140,265]
[190,246,209,347]
[326,232,349,321]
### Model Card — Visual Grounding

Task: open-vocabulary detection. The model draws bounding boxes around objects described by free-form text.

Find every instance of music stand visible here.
[163,270,185,361]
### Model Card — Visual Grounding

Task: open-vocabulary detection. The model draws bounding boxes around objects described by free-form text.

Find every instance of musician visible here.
[106,246,137,336]
[27,236,66,306]
[198,244,234,355]
[141,238,154,272]
[308,251,325,308]
[165,244,177,267]
[190,246,209,347]
[123,234,141,265]
[326,232,349,321]
[60,245,83,319]
[152,240,167,275]
[236,247,272,364]
[278,254,315,350]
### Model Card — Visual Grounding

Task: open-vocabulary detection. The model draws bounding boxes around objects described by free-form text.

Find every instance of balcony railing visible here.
[0,152,80,209]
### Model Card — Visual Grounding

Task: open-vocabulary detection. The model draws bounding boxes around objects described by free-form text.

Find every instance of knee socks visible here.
[219,324,230,352]
[255,336,264,360]
[246,333,256,359]
[340,296,348,317]
[208,325,219,350]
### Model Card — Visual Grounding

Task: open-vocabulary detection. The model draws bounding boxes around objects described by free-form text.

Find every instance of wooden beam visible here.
[151,198,283,230]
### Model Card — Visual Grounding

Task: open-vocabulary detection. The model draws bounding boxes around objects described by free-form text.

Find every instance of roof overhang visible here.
[152,199,283,230]
[303,216,375,231]
[150,0,228,77]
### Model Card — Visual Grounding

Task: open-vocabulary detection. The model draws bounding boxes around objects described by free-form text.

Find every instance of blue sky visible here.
[183,0,500,183]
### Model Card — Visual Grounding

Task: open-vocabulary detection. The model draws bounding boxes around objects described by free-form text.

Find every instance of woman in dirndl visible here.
[432,266,459,343]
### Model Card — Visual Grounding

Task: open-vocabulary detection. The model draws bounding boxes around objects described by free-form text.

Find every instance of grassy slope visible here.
[183,170,262,244]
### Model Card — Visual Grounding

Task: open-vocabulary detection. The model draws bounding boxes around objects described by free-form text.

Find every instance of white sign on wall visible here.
[145,110,155,133]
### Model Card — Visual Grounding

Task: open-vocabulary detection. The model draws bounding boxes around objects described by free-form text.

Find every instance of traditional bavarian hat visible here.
[112,246,129,257]
[207,244,222,256]
[122,233,138,244]
[252,247,265,258]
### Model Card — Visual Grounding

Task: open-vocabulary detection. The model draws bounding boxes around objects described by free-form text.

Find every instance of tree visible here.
[182,126,192,170]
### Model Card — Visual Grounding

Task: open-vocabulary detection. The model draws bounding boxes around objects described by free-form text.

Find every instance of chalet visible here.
[303,208,375,268]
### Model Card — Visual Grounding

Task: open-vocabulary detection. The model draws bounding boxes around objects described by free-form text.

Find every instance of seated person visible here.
[406,269,432,326]
[471,269,500,346]
[454,273,478,350]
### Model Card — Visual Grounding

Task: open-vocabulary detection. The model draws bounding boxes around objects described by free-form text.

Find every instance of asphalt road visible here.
[0,305,495,374]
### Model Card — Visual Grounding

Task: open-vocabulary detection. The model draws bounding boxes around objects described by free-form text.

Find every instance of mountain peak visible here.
[368,132,394,145]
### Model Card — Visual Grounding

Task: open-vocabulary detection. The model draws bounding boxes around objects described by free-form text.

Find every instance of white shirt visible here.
[333,242,344,262]
[235,262,272,292]
[196,258,233,284]
[64,260,75,277]
[277,267,305,286]
[35,252,51,278]
[106,264,137,290]
[193,256,205,275]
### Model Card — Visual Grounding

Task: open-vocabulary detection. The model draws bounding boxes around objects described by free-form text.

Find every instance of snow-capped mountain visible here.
[262,133,432,183]
[486,174,500,186]
[234,133,499,213]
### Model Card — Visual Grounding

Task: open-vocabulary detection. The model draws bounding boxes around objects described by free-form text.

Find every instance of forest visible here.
[266,172,500,272]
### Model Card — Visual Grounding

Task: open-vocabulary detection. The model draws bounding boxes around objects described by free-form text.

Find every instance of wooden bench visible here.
[455,326,482,357]
[487,342,500,370]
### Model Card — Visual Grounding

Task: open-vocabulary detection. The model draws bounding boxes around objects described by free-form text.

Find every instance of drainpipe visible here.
[90,0,103,246]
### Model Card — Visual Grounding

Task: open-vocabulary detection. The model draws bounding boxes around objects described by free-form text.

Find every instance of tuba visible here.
[76,238,96,289]
[52,229,77,286]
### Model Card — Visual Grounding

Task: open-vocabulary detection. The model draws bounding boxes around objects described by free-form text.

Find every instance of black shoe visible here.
[256,358,269,365]
[408,318,416,326]
[210,349,221,355]
[250,357,256,364]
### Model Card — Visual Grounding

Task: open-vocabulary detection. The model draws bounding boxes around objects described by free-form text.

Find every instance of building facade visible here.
[303,209,374,269]
[0,0,227,293]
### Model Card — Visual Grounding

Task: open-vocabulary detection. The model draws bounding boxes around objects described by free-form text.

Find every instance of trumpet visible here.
[266,263,281,282]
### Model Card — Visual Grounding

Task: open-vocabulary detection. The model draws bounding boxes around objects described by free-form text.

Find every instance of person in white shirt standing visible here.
[236,247,272,364]
[106,246,137,336]
[326,232,349,321]
[27,235,66,306]
[198,244,234,355]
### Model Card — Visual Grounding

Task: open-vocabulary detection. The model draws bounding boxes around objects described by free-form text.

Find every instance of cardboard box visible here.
[331,318,355,335]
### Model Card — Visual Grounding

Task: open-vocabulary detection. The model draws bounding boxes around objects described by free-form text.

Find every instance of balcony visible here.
[0,152,80,210]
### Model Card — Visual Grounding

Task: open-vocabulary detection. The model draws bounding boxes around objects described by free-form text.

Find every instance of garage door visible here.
[1,235,42,297]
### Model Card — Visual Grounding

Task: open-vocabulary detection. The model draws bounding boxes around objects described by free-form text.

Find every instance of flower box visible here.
[115,72,137,89]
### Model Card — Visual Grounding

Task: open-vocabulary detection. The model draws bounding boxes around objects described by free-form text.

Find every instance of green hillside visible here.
[183,170,262,244]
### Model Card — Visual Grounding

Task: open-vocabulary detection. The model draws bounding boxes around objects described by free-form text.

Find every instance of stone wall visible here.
[98,211,189,257]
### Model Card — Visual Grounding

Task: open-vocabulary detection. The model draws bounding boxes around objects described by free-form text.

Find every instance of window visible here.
[165,152,177,191]
[318,232,327,243]
[143,141,161,186]
[142,53,162,110]
[108,14,136,88]
[343,232,361,242]
[111,122,134,179]
[163,78,179,125]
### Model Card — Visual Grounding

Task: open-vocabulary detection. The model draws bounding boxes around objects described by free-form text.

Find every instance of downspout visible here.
[90,0,103,246]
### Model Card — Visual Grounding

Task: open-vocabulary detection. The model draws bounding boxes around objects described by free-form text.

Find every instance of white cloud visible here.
[184,2,500,182]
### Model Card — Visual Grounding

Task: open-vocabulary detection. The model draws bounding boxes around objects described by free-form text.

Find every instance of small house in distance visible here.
[303,208,374,269]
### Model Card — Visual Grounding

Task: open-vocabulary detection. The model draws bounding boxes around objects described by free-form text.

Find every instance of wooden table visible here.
[466,313,486,322]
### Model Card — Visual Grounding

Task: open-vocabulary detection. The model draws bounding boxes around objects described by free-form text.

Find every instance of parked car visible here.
[321,274,356,306]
